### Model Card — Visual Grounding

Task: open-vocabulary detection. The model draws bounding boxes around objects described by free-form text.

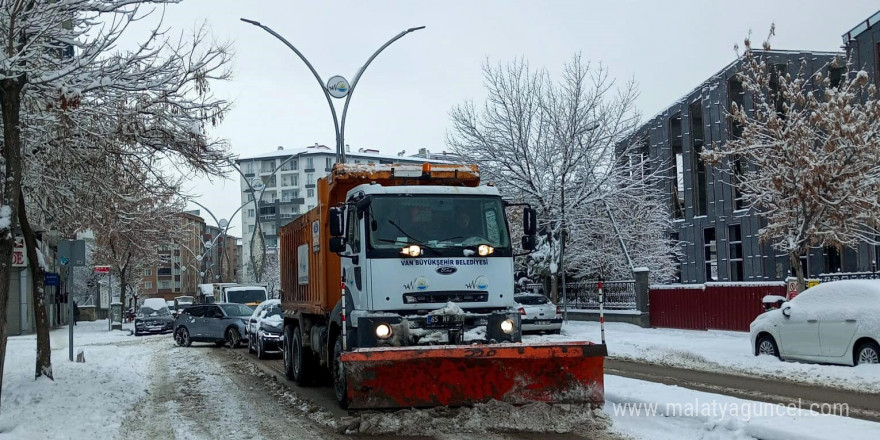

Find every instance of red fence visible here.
[649,283,786,331]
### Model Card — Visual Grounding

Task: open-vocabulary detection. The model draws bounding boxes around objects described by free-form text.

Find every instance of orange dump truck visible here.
[279,163,606,409]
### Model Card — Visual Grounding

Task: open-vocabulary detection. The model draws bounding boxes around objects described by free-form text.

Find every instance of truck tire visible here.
[332,337,350,409]
[283,324,295,380]
[291,327,315,385]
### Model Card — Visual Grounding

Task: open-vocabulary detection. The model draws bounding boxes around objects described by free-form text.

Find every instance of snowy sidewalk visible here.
[0,320,155,439]
[524,320,880,393]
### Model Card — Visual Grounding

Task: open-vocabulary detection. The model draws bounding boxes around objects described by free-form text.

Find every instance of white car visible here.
[515,293,562,334]
[246,299,283,359]
[750,279,880,366]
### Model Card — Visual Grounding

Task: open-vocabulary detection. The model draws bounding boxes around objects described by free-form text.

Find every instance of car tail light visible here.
[518,307,526,315]
[556,306,562,316]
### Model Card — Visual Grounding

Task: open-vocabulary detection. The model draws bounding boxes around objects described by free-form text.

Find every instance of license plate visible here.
[426,315,464,326]
[535,320,550,325]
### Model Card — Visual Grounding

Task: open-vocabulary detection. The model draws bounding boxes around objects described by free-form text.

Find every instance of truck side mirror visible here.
[329,207,344,237]
[329,237,347,253]
[521,235,537,251]
[523,207,537,236]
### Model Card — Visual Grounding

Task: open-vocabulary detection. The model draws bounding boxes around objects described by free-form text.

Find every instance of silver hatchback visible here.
[173,303,253,348]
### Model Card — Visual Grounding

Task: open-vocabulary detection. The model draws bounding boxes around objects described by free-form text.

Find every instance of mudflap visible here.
[341,341,607,410]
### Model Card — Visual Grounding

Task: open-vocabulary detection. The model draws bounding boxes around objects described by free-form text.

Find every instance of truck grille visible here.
[403,291,489,304]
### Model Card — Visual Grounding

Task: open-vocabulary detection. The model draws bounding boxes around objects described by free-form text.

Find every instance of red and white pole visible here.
[598,277,606,345]
[341,281,347,351]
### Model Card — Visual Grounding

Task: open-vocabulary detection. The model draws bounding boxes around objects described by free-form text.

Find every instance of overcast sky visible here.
[152,0,878,233]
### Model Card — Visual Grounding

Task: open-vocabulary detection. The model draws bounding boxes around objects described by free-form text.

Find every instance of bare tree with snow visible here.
[703,31,880,292]
[448,55,673,301]
[0,1,231,393]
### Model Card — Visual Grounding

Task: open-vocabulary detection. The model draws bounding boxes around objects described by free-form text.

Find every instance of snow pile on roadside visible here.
[337,401,609,435]
[0,320,154,439]
[530,321,880,393]
[605,375,880,440]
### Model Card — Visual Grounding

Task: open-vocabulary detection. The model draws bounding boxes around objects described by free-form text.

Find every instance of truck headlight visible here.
[400,245,422,257]
[375,323,393,339]
[500,319,514,334]
[477,244,494,256]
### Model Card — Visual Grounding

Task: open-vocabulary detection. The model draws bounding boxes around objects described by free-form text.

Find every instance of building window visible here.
[732,155,747,210]
[262,175,276,188]
[823,246,842,274]
[669,232,682,283]
[306,173,314,185]
[727,77,745,139]
[307,188,315,198]
[690,100,707,217]
[158,267,172,276]
[259,206,276,216]
[261,160,275,173]
[244,162,254,174]
[292,174,298,187]
[248,209,254,218]
[769,64,788,119]
[144,282,153,289]
[306,157,314,169]
[143,268,151,276]
[729,225,743,281]
[704,227,717,281]
[326,157,332,168]
[249,225,255,233]
[669,113,685,219]
[247,193,254,202]
[829,65,846,88]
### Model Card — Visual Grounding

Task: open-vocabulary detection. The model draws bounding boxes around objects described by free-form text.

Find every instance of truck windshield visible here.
[367,195,510,252]
[226,289,267,304]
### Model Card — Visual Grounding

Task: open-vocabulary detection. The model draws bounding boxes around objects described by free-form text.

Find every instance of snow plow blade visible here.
[342,341,607,410]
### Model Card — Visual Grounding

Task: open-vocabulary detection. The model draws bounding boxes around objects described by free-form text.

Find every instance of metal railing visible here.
[523,280,637,310]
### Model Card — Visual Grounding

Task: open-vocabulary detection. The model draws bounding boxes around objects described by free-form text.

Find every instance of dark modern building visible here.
[627,48,854,284]
[629,8,880,285]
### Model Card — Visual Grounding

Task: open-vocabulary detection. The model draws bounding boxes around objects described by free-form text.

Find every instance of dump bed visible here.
[280,162,480,316]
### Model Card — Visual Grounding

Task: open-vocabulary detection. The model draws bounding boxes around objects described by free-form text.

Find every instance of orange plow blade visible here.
[342,341,607,410]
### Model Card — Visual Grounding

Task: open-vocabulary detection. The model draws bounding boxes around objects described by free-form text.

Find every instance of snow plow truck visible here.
[279,162,607,409]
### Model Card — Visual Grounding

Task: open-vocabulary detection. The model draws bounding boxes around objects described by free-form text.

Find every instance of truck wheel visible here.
[283,325,295,380]
[291,327,314,385]
[332,337,350,409]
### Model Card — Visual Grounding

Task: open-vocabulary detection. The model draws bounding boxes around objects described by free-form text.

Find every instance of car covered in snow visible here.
[173,303,253,348]
[246,299,283,359]
[750,279,880,366]
[135,298,175,336]
[515,293,562,334]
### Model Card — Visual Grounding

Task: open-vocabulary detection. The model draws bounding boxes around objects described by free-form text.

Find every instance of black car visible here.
[134,298,175,336]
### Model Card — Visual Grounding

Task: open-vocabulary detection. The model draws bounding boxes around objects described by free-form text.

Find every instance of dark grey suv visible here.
[173,303,253,348]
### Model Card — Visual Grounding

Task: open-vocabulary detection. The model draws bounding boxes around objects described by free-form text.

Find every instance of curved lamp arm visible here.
[339,26,425,163]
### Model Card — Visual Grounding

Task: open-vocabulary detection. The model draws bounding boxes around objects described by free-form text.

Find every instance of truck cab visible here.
[330,183,527,347]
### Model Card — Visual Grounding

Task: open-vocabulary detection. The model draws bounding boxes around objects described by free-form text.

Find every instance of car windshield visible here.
[226,289,267,304]
[368,195,510,249]
[221,304,254,317]
[139,306,170,317]
[516,295,549,306]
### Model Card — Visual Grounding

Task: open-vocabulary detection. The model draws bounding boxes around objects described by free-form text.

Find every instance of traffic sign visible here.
[94,266,111,274]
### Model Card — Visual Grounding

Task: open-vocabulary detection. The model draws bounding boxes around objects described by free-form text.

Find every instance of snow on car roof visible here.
[142,298,167,309]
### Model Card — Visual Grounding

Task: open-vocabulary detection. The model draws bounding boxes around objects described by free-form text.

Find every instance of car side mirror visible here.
[329,236,346,253]
[521,235,537,251]
[523,207,537,236]
[329,207,344,237]
[781,306,791,317]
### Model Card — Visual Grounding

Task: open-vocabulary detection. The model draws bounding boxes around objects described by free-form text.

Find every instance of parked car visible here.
[515,293,562,334]
[135,298,175,336]
[173,303,254,348]
[750,279,880,366]
[246,299,283,359]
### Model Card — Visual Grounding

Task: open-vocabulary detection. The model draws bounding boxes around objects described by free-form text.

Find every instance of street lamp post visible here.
[240,19,425,163]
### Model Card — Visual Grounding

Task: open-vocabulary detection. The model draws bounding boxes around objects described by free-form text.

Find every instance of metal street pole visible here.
[67,266,73,361]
